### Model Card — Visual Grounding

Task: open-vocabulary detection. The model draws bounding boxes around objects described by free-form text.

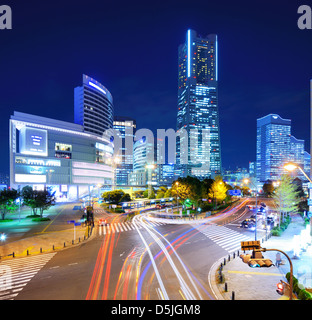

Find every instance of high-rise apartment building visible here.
[74,74,114,136]
[175,29,222,179]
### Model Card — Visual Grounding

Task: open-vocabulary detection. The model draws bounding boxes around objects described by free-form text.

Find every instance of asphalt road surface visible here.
[0,197,275,300]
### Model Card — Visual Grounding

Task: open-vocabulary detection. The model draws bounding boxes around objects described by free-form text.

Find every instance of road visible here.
[0,197,276,300]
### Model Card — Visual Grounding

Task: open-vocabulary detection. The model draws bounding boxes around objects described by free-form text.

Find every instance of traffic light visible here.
[248,258,274,268]
[276,282,284,295]
[240,251,274,268]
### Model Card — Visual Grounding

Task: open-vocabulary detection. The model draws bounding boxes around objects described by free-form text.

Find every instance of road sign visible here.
[241,240,261,251]
[228,190,241,196]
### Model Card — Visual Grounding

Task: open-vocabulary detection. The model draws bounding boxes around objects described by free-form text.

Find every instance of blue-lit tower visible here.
[74,74,114,136]
[175,29,222,179]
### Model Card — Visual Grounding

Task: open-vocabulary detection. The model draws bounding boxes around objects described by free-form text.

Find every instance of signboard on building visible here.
[19,127,48,157]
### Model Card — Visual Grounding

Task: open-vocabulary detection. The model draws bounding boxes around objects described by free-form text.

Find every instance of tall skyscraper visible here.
[175,29,222,179]
[113,116,136,185]
[74,74,114,136]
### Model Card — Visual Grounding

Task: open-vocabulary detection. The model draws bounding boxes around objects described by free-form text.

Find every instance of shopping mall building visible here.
[9,111,114,201]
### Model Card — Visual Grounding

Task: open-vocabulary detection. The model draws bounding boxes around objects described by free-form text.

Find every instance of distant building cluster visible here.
[7,32,311,199]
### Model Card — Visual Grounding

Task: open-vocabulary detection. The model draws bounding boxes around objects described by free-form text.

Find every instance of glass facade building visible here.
[175,29,222,179]
[113,116,136,186]
[74,74,114,136]
[10,112,113,201]
[256,114,308,183]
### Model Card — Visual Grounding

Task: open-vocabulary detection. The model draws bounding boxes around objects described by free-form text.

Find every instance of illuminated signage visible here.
[88,81,106,95]
[15,174,46,183]
[19,127,48,156]
[187,29,191,78]
[15,157,61,167]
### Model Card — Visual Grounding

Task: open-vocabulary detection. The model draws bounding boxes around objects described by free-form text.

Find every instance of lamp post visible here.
[175,181,179,216]
[145,164,155,198]
[243,178,258,241]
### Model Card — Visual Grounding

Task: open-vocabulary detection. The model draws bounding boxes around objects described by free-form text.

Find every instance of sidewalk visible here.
[0,203,93,260]
[210,214,312,300]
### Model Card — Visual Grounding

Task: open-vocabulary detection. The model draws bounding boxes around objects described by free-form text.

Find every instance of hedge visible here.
[285,272,312,300]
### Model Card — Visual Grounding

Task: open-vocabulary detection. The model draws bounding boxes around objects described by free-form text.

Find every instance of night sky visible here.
[1,0,311,175]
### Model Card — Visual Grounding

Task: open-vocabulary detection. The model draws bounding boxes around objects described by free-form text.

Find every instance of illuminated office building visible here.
[256,114,308,183]
[175,29,222,179]
[74,74,114,136]
[9,111,114,200]
[128,137,157,186]
[113,116,136,186]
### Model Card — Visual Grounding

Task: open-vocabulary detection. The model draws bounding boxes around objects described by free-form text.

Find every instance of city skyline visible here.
[1,0,311,176]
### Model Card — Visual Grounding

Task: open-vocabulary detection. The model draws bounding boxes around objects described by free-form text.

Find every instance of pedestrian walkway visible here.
[0,252,57,300]
[97,220,168,235]
[209,214,312,300]
[194,223,253,254]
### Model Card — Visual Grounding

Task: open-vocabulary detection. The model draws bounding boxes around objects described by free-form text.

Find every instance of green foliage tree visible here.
[102,190,131,204]
[272,175,300,227]
[21,186,55,218]
[262,180,275,197]
[156,186,168,199]
[34,189,55,218]
[0,188,19,220]
[172,176,202,205]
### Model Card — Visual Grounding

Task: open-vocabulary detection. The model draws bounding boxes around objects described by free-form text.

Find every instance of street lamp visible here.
[145,164,155,198]
[243,178,259,241]
[283,163,312,183]
[175,181,179,215]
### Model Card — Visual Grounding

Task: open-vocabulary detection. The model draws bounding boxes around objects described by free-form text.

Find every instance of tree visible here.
[208,176,228,209]
[172,176,202,206]
[34,189,55,218]
[21,186,55,217]
[272,175,300,227]
[0,188,19,220]
[262,180,275,197]
[156,186,168,199]
[102,190,131,204]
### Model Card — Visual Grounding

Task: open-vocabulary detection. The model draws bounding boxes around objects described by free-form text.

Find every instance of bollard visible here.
[224,258,226,265]
[72,240,74,245]
[13,252,15,258]
[228,254,230,262]
[225,282,228,292]
[233,252,236,259]
[27,250,29,256]
[232,291,235,300]
[53,245,55,250]
[40,248,42,253]
[64,242,66,248]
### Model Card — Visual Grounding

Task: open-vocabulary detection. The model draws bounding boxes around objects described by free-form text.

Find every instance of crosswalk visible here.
[98,220,167,236]
[0,252,57,300]
[195,224,252,253]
